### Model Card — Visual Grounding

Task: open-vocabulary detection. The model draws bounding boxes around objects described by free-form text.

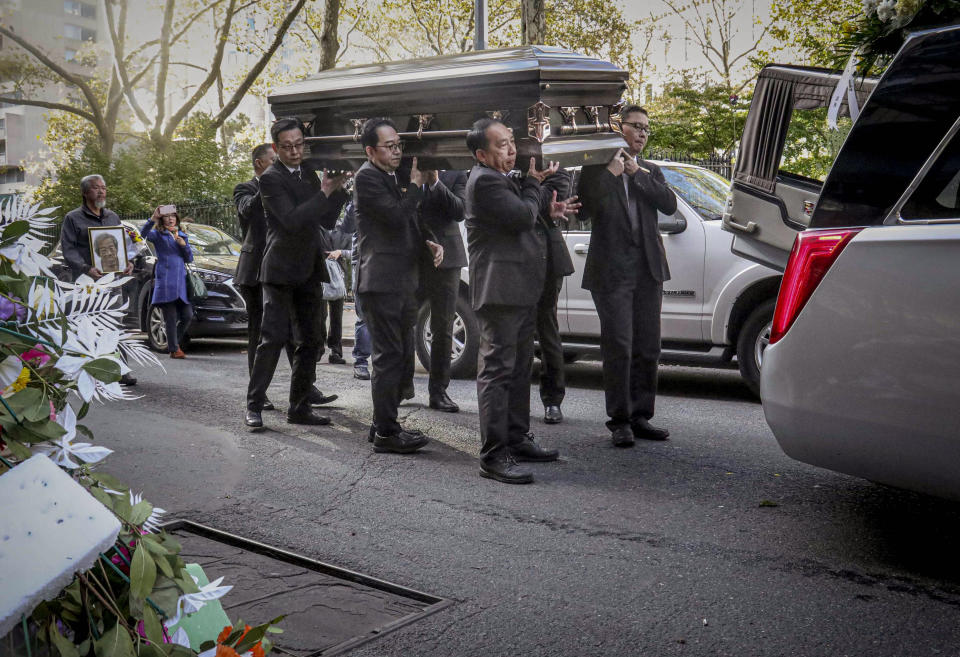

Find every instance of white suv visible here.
[415,161,780,396]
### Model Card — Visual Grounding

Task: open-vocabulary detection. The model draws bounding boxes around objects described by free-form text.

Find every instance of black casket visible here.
[267,46,630,171]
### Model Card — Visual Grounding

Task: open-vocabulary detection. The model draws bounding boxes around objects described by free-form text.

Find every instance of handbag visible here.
[185,265,208,303]
[322,258,346,301]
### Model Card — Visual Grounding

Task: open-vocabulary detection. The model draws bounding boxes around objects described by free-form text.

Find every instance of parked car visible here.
[414,161,782,396]
[722,24,960,499]
[52,221,247,352]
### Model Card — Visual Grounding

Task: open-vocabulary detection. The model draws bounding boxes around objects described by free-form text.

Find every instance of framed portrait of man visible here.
[88,226,127,274]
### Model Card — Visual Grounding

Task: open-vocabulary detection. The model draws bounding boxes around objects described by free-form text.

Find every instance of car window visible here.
[900,130,960,221]
[660,165,728,220]
[184,224,242,255]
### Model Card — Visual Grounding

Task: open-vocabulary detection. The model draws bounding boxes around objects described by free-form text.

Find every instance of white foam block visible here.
[0,454,122,637]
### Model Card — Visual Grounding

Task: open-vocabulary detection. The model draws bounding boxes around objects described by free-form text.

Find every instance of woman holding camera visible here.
[141,205,194,359]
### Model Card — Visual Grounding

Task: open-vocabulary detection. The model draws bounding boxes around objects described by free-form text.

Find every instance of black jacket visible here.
[535,170,576,280]
[577,159,676,289]
[418,169,467,270]
[258,160,349,286]
[354,161,436,294]
[233,177,264,287]
[465,164,548,309]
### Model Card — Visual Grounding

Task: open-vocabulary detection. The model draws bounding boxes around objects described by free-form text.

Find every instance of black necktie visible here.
[291,168,302,181]
[623,173,643,245]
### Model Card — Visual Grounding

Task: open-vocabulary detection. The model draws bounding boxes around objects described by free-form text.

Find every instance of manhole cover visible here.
[166,520,450,656]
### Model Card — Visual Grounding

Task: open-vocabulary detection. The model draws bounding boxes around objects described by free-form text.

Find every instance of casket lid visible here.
[268,46,627,112]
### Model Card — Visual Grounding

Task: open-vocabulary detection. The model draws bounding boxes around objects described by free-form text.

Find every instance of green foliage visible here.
[769,0,861,67]
[780,108,852,181]
[33,112,255,215]
[645,72,750,158]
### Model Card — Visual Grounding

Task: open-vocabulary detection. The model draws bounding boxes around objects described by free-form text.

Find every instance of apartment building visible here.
[0,0,102,197]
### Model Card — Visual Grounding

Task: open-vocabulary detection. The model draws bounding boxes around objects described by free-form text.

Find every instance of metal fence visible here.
[117,200,241,239]
[647,151,734,180]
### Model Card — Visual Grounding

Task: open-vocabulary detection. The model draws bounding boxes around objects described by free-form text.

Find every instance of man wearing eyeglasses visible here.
[244,117,351,430]
[354,117,444,455]
[576,106,677,448]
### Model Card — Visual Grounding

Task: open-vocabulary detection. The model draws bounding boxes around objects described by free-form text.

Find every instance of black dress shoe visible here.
[543,405,563,424]
[329,354,346,365]
[369,425,424,442]
[262,398,275,411]
[401,383,415,401]
[120,373,137,386]
[373,430,429,454]
[287,409,331,425]
[308,390,338,406]
[245,409,263,428]
[631,418,670,441]
[479,455,534,484]
[509,434,559,462]
[428,391,459,413]
[354,364,370,380]
[611,425,635,448]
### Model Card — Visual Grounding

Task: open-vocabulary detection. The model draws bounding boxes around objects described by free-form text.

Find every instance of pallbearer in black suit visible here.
[465,118,580,484]
[534,171,576,425]
[355,118,444,454]
[244,118,351,429]
[235,144,338,414]
[577,106,677,447]
[416,168,467,413]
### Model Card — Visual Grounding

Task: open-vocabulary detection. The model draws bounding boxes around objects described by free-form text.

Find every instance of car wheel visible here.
[736,299,774,398]
[146,304,169,353]
[415,292,479,380]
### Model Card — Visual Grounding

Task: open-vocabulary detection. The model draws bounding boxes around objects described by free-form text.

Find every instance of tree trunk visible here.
[521,0,546,45]
[319,0,341,71]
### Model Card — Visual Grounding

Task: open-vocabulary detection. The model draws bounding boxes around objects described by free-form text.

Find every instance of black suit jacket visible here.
[535,170,576,280]
[465,164,548,309]
[354,161,437,294]
[233,177,265,287]
[418,169,467,270]
[258,160,349,286]
[577,159,676,289]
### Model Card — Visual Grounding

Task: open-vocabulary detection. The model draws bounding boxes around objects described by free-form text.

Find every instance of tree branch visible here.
[199,0,311,134]
[0,23,104,128]
[154,0,177,137]
[0,96,95,122]
[102,0,153,129]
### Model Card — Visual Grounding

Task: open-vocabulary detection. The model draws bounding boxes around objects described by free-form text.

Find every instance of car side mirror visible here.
[658,213,687,235]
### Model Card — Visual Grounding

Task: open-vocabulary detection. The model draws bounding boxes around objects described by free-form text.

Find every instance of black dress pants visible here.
[247,280,322,414]
[238,282,295,376]
[535,276,565,407]
[590,272,662,430]
[359,289,417,436]
[420,266,460,395]
[325,299,344,359]
[476,303,537,463]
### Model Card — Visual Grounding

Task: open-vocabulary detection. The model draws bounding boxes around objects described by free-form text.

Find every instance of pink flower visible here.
[21,348,50,367]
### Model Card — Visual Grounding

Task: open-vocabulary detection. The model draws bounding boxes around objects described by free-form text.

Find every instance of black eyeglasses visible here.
[376,141,405,153]
[622,121,652,135]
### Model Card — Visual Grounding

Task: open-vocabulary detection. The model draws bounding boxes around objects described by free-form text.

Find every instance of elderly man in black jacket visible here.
[465,118,579,484]
[577,106,677,447]
[355,117,443,455]
[244,118,350,430]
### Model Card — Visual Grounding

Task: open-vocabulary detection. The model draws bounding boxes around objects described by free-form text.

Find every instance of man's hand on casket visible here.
[549,190,581,220]
[321,169,353,197]
[527,157,560,183]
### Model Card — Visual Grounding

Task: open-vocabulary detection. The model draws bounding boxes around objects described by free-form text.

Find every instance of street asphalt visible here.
[88,339,960,656]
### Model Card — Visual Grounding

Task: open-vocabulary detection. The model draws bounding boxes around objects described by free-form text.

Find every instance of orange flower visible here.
[251,643,266,657]
[217,626,233,643]
[215,645,241,657]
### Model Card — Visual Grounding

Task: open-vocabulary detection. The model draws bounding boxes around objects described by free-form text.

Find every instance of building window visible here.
[65,1,96,18]
[65,48,77,61]
[0,168,25,184]
[0,118,5,130]
[64,24,96,42]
